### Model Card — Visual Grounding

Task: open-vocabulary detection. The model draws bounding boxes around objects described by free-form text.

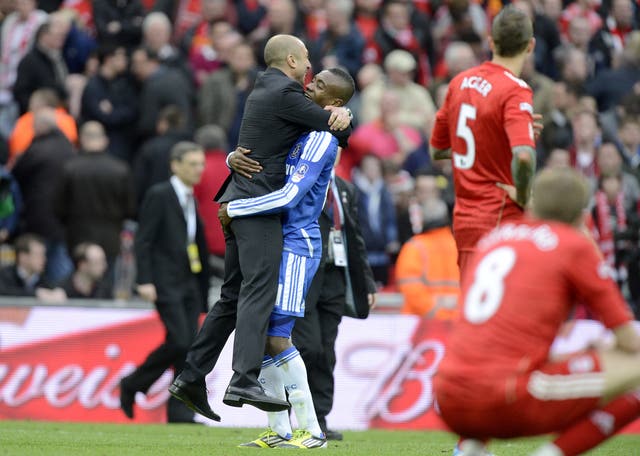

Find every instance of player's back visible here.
[437,219,629,402]
[435,62,534,231]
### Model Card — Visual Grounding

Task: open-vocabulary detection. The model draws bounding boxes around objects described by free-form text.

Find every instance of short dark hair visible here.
[72,242,92,269]
[158,105,186,130]
[491,5,533,57]
[97,43,124,65]
[170,141,202,162]
[135,46,159,62]
[14,233,44,255]
[327,67,356,104]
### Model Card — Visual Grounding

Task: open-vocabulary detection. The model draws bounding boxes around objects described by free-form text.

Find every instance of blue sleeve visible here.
[227,131,338,217]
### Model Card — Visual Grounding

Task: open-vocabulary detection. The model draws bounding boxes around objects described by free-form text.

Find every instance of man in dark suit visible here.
[169,34,352,418]
[119,141,210,423]
[292,174,377,441]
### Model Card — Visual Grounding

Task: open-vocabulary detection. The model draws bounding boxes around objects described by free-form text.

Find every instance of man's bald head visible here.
[264,34,305,67]
[80,121,108,152]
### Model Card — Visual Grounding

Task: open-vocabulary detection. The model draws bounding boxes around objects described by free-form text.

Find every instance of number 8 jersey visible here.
[430,61,536,253]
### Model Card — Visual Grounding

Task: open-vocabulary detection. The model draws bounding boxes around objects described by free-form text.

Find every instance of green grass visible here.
[1,421,639,455]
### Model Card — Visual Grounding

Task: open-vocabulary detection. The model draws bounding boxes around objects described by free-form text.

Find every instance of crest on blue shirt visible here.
[290,142,302,159]
[292,163,309,183]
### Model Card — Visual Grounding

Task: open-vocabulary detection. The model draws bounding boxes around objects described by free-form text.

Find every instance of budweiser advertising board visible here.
[1,306,639,432]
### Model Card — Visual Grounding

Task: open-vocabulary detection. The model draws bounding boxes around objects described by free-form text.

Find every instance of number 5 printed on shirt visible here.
[464,246,516,323]
[454,103,476,170]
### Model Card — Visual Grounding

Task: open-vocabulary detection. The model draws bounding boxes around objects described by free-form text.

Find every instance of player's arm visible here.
[511,145,536,207]
[612,322,640,353]
[431,146,452,160]
[226,132,338,218]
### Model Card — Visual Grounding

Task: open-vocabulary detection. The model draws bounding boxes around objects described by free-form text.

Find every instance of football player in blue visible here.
[218,67,355,449]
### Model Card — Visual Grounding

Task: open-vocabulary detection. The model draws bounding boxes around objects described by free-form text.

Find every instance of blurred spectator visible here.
[142,12,194,83]
[589,0,636,73]
[348,91,424,170]
[354,0,380,47]
[396,197,459,318]
[12,16,70,114]
[134,105,192,202]
[369,0,435,86]
[54,121,136,264]
[92,0,145,51]
[131,46,194,141]
[192,124,228,273]
[59,8,96,74]
[432,0,488,59]
[180,0,230,56]
[0,233,66,300]
[513,0,561,79]
[556,45,591,88]
[544,147,571,169]
[433,40,477,86]
[559,0,603,40]
[352,154,399,286]
[189,20,242,87]
[198,40,256,148]
[12,108,75,283]
[347,62,383,125]
[570,109,602,179]
[538,81,579,163]
[588,172,640,308]
[61,242,113,298]
[298,0,326,41]
[0,0,47,138]
[309,0,364,80]
[235,0,268,35]
[567,16,593,53]
[617,115,640,178]
[520,52,554,122]
[80,44,138,162]
[0,165,22,243]
[360,49,436,135]
[588,31,640,113]
[8,88,77,164]
[251,0,306,67]
[595,141,640,211]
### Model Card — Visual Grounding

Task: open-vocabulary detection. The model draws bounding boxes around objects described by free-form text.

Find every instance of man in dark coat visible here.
[119,141,210,423]
[12,108,74,283]
[54,121,136,264]
[292,175,377,440]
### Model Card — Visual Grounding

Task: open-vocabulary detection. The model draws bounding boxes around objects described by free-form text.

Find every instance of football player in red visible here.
[430,5,537,284]
[435,167,640,456]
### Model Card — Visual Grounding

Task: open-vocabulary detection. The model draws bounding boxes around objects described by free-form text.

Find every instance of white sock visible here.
[259,356,292,439]
[274,347,323,438]
[530,443,564,456]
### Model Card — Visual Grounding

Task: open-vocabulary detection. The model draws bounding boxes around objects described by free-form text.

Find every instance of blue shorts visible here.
[273,250,321,317]
[267,313,296,338]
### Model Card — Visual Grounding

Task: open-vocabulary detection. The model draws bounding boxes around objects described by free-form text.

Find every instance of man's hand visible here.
[324,106,351,131]
[35,287,67,303]
[218,202,232,233]
[496,182,532,210]
[533,113,543,140]
[229,147,262,179]
[137,283,157,302]
[368,293,377,309]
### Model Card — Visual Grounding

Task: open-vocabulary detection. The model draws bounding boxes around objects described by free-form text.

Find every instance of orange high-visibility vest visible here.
[396,226,460,319]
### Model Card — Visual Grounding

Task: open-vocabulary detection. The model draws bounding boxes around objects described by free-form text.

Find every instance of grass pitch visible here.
[2,421,639,455]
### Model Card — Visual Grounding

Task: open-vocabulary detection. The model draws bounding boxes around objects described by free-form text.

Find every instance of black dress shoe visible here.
[324,429,343,441]
[168,378,221,422]
[222,385,290,412]
[119,379,135,420]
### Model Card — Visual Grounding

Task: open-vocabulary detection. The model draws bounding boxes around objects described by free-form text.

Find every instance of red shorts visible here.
[435,350,603,439]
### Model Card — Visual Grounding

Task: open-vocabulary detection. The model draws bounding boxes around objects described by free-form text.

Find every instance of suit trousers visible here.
[182,214,283,389]
[124,274,201,420]
[292,264,344,427]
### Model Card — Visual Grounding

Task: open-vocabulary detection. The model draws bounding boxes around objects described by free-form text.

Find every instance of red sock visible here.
[553,392,640,456]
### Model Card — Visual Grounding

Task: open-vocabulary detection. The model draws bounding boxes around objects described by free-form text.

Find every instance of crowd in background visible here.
[0,0,639,315]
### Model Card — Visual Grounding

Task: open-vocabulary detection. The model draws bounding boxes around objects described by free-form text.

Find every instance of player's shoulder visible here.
[307,130,338,144]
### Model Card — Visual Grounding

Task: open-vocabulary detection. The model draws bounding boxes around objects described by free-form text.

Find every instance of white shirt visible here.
[170,175,196,243]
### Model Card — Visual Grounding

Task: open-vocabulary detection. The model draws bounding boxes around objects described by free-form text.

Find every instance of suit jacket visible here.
[215,67,352,203]
[320,176,376,319]
[134,181,209,310]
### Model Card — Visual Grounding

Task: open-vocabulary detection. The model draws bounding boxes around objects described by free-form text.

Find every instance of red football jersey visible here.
[437,219,633,403]
[430,62,536,251]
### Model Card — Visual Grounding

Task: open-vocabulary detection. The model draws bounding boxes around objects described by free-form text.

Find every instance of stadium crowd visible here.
[0,0,640,315]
